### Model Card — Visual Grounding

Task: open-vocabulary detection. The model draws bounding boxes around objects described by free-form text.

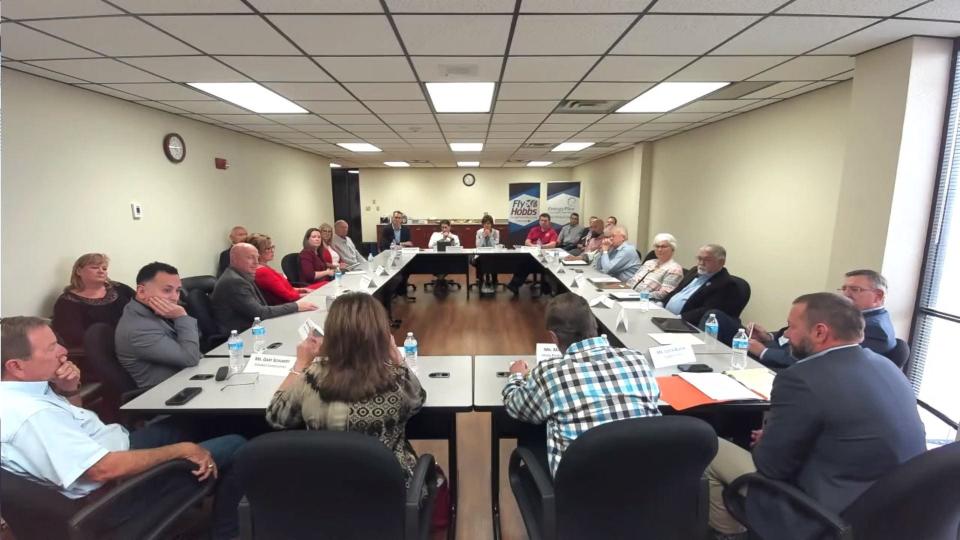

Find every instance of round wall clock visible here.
[163,133,186,163]
[462,173,476,187]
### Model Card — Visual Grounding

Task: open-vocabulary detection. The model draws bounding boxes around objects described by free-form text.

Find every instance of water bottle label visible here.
[733,338,749,350]
[252,327,265,336]
[228,342,243,350]
[404,344,416,355]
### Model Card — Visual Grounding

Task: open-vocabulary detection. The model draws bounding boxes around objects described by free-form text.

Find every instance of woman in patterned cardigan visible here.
[265,293,426,480]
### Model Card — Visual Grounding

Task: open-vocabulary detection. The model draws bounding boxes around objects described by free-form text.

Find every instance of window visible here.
[909,42,960,447]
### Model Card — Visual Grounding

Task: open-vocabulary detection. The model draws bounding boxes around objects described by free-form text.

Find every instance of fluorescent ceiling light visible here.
[426,82,495,113]
[552,142,594,152]
[187,82,307,114]
[450,142,483,152]
[384,161,410,167]
[337,142,382,152]
[329,163,341,168]
[527,161,553,167]
[617,82,729,113]
[348,170,359,174]
[457,161,479,167]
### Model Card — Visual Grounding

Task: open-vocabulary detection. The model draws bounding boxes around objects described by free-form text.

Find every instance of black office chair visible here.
[280,253,306,286]
[84,323,147,423]
[729,275,752,318]
[185,288,228,353]
[509,416,718,540]
[724,441,960,540]
[882,338,910,370]
[236,431,438,540]
[179,274,216,303]
[1,460,214,540]
[641,249,657,263]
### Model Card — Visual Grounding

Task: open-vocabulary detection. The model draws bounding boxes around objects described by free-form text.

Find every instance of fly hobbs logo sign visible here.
[508,182,541,245]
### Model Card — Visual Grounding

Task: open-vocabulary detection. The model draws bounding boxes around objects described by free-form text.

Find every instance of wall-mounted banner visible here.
[508,182,541,246]
[545,181,581,229]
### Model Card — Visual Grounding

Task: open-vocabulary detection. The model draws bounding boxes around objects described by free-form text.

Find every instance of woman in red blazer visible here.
[249,233,326,305]
[299,227,335,284]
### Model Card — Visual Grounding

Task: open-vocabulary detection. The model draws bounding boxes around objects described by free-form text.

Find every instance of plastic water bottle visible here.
[334,268,343,288]
[705,313,720,341]
[367,252,374,264]
[639,289,650,311]
[731,328,749,370]
[227,330,244,375]
[251,317,266,354]
[403,331,418,373]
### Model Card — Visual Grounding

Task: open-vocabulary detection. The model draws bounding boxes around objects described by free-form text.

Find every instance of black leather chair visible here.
[1,460,214,540]
[724,441,960,540]
[280,252,307,286]
[83,323,145,422]
[641,249,657,263]
[509,416,718,540]
[236,431,438,540]
[185,288,228,353]
[179,274,216,304]
[729,275,751,318]
[882,338,910,370]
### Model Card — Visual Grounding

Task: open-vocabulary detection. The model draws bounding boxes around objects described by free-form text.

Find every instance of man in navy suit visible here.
[660,244,746,325]
[706,292,925,540]
[379,210,414,252]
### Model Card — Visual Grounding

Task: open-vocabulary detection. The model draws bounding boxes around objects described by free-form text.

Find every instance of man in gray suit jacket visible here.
[116,262,201,388]
[212,243,316,335]
[707,292,925,540]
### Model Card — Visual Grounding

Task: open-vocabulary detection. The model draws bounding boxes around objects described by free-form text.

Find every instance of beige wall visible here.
[1,69,333,317]
[572,145,650,246]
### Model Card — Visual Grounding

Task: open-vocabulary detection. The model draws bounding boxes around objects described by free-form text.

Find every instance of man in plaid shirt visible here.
[502,293,661,476]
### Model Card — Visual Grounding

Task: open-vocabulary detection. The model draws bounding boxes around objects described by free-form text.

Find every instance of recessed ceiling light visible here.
[329,163,342,168]
[348,170,359,174]
[450,142,483,152]
[617,82,729,113]
[337,142,382,152]
[527,161,553,167]
[457,161,480,167]
[552,142,594,152]
[187,82,307,114]
[426,82,495,113]
[384,161,410,167]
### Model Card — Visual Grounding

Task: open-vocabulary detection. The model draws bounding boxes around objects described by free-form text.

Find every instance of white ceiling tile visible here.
[367,101,433,113]
[498,82,576,99]
[491,113,547,123]
[899,0,960,20]
[544,113,605,123]
[27,17,198,56]
[322,114,384,124]
[110,0,253,13]
[597,112,659,123]
[209,114,273,123]
[652,112,718,122]
[674,98,760,112]
[268,15,401,54]
[266,82,353,100]
[386,0,515,11]
[248,0,383,12]
[394,15,512,55]
[536,124,583,132]
[511,15,634,55]
[775,80,837,99]
[713,16,876,54]
[262,114,330,124]
[502,56,598,82]
[315,57,414,82]
[124,56,248,82]
[136,101,192,114]
[411,56,503,82]
[669,55,791,82]
[587,56,695,81]
[216,56,331,82]
[159,100,250,114]
[75,83,143,100]
[750,56,854,81]
[380,114,437,123]
[647,0,798,12]
[146,15,299,54]
[344,82,424,100]
[487,122,541,130]
[779,0,923,16]
[26,58,164,82]
[494,100,559,113]
[104,82,211,100]
[615,15,760,55]
[300,101,371,114]
[521,0,653,11]
[740,81,810,98]
[437,113,490,124]
[568,82,652,99]
[345,125,395,132]
[2,62,88,83]
[0,23,102,60]
[1,0,121,19]
[812,19,960,55]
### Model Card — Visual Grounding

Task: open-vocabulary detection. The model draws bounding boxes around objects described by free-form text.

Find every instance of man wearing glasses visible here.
[661,244,742,325]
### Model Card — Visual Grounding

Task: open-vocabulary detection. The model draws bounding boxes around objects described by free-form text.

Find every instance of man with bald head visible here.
[331,220,363,268]
[212,243,317,334]
[217,225,247,277]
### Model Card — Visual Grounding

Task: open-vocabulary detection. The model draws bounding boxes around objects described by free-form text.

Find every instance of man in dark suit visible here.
[660,244,745,324]
[379,210,414,252]
[211,243,317,334]
[839,269,896,354]
[706,292,925,540]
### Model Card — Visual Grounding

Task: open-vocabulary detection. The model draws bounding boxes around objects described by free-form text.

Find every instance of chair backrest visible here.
[553,416,718,540]
[280,253,301,283]
[83,323,137,397]
[185,289,221,347]
[236,431,409,540]
[641,249,657,262]
[0,469,82,540]
[841,441,960,540]
[882,338,910,369]
[180,275,215,295]
[728,275,751,317]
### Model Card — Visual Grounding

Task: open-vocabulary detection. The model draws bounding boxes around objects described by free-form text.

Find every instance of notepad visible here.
[677,373,762,402]
[649,333,704,346]
[561,259,588,266]
[588,276,620,283]
[724,368,776,400]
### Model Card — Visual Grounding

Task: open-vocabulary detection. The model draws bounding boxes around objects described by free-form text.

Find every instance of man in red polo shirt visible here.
[506,213,558,296]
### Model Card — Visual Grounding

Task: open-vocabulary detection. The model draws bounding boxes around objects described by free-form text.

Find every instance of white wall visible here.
[572,145,649,246]
[1,69,333,317]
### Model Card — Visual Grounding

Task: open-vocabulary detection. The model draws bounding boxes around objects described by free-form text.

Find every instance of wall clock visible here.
[462,173,476,187]
[163,133,186,163]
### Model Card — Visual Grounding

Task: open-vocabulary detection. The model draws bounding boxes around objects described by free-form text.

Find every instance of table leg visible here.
[491,411,502,540]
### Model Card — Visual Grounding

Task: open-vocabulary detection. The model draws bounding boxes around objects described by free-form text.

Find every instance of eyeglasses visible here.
[654,244,672,249]
[220,373,260,390]
[838,286,876,294]
[265,246,276,251]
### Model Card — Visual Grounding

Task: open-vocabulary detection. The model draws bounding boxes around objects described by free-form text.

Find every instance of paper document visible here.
[678,373,762,401]
[536,343,562,363]
[649,333,704,346]
[724,368,775,400]
[298,318,324,340]
[561,259,588,266]
[609,291,642,301]
[243,354,297,377]
[345,270,367,275]
[588,276,620,283]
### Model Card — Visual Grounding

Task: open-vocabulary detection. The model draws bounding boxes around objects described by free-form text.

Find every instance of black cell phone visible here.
[677,363,714,373]
[165,387,202,406]
[215,366,230,381]
[267,342,283,350]
[189,374,214,380]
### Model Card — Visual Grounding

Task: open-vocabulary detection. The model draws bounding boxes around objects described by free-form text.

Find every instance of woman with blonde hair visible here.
[247,233,326,305]
[52,253,135,350]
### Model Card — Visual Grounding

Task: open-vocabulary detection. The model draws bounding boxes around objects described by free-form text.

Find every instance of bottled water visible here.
[251,317,266,354]
[731,328,749,370]
[705,313,720,341]
[334,269,343,288]
[639,289,650,311]
[227,330,245,375]
[403,331,418,373]
[368,252,375,263]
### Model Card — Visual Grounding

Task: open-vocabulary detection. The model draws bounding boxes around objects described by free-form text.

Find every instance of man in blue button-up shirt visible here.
[595,225,642,282]
[665,244,726,314]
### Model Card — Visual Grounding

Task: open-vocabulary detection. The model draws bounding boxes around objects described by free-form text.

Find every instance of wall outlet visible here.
[131,202,143,220]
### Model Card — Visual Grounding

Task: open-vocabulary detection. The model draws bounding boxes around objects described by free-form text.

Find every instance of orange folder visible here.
[656,375,722,411]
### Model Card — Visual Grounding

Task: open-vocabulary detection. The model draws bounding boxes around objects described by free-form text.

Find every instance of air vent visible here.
[521,143,554,149]
[554,99,627,114]
[407,159,431,164]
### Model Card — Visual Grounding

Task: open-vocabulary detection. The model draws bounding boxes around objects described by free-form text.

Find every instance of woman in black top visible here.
[52,253,134,351]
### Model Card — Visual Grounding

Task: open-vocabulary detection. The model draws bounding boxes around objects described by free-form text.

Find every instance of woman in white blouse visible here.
[627,233,684,301]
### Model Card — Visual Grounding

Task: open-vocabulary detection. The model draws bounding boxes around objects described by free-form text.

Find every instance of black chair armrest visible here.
[239,496,253,540]
[510,446,557,540]
[723,473,852,540]
[69,459,214,538]
[405,454,437,540]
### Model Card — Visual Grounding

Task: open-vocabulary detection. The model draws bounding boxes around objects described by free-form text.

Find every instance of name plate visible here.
[475,246,495,252]
[445,245,463,253]
[648,344,697,369]
[243,353,297,377]
[401,247,420,254]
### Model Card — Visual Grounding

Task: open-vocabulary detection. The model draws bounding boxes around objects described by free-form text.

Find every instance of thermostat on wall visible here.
[131,202,143,220]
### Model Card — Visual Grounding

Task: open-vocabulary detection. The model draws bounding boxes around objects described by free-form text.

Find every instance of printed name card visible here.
[536,343,562,363]
[445,246,463,253]
[401,247,420,254]
[476,246,495,252]
[243,354,297,377]
[589,294,613,308]
[616,307,630,331]
[376,265,388,276]
[648,344,697,368]
[298,318,324,340]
